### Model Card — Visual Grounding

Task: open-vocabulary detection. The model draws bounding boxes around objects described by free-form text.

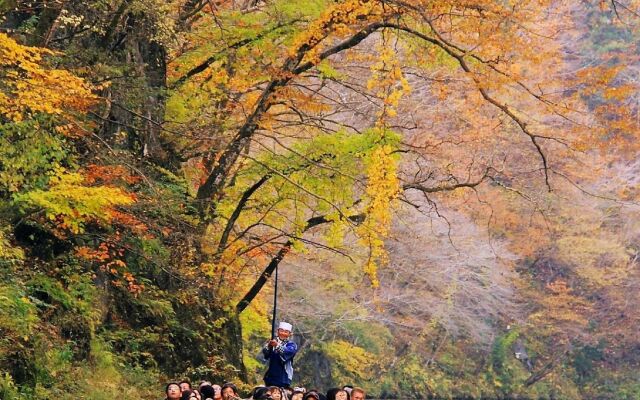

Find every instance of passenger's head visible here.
[222,382,239,400]
[292,390,305,400]
[277,321,293,340]
[335,390,348,400]
[180,381,192,392]
[181,390,198,400]
[269,386,283,400]
[200,384,215,400]
[303,391,320,400]
[212,384,223,400]
[253,386,272,400]
[193,389,202,400]
[166,383,182,400]
[350,388,365,400]
[326,388,349,400]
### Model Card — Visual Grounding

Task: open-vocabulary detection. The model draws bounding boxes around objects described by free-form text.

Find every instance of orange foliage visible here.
[85,165,142,185]
[529,279,592,345]
[77,240,144,296]
[109,210,149,236]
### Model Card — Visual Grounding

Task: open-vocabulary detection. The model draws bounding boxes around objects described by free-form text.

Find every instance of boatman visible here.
[263,321,298,388]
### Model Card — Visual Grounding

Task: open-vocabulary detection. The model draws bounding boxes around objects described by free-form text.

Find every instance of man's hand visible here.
[268,339,278,347]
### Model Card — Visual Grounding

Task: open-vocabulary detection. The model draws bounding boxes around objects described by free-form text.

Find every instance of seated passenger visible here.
[166,382,182,400]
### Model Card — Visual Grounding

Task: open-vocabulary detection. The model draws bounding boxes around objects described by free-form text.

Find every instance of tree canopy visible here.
[1,0,640,398]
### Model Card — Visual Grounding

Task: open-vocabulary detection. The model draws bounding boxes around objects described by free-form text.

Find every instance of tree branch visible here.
[214,174,270,260]
[171,21,298,88]
[195,21,389,213]
[524,347,571,387]
[381,21,553,190]
[402,167,492,193]
[235,213,364,313]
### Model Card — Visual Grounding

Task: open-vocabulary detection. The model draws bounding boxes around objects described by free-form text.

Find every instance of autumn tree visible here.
[164,0,640,396]
[2,0,640,398]
[164,0,637,315]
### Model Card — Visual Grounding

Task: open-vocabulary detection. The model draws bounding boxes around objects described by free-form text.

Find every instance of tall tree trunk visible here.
[96,9,171,167]
[29,1,63,46]
[134,36,168,163]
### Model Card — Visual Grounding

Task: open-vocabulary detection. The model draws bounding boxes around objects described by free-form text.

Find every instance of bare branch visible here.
[235,212,364,313]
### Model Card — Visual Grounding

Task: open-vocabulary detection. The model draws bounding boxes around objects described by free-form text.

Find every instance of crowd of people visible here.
[163,322,366,400]
[162,381,367,400]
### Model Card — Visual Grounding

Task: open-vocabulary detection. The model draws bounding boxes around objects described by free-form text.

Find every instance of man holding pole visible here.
[263,321,298,388]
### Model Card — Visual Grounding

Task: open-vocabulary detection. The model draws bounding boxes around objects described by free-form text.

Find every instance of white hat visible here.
[278,321,293,331]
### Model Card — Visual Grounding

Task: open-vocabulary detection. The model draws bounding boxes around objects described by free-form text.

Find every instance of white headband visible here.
[278,321,293,331]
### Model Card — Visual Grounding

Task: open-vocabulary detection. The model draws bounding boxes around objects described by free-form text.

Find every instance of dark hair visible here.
[326,388,349,400]
[252,386,270,400]
[303,392,320,400]
[269,386,287,400]
[222,382,239,396]
[181,389,197,400]
[166,382,181,394]
[179,380,193,390]
[201,384,216,399]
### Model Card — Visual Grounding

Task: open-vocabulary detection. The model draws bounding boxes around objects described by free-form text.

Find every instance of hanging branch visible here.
[195,21,390,215]
[236,213,365,313]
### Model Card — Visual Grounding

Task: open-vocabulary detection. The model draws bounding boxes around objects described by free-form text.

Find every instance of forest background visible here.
[1,0,640,399]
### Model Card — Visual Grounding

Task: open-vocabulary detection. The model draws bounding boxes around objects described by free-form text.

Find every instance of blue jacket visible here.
[262,339,298,387]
